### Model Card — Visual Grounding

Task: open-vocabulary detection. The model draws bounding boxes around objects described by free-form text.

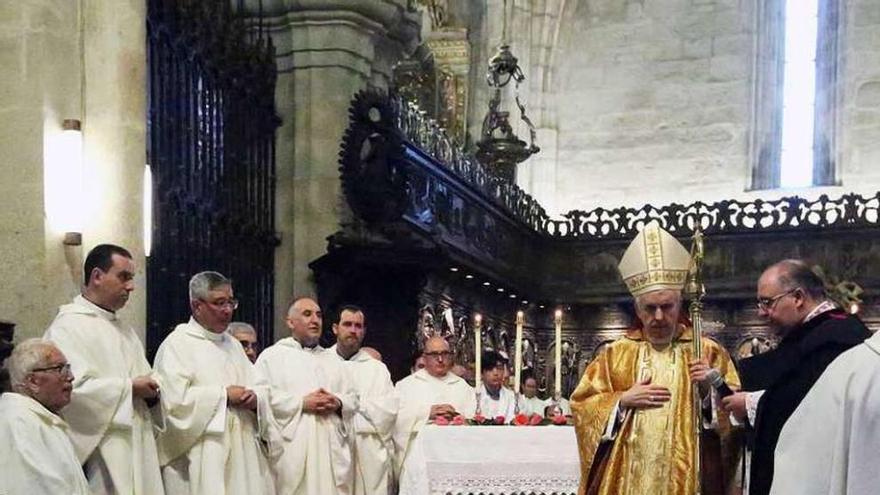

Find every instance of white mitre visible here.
[618,220,691,296]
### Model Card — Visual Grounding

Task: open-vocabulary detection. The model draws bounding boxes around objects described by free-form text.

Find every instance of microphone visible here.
[705,369,734,398]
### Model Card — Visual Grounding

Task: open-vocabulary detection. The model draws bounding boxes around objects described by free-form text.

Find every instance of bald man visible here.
[393,336,475,476]
[255,297,357,495]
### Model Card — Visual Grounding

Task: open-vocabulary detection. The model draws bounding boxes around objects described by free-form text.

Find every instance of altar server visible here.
[478,350,516,420]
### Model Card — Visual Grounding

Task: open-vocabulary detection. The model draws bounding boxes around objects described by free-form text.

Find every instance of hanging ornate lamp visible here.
[476,0,539,182]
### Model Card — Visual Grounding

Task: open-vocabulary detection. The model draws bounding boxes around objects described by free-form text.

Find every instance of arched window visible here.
[750,0,840,189]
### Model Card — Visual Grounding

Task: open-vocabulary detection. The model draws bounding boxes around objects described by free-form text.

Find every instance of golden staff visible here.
[684,226,706,495]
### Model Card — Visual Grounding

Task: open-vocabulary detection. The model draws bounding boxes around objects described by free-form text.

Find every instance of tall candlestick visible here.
[474,314,482,391]
[514,311,524,395]
[554,309,563,398]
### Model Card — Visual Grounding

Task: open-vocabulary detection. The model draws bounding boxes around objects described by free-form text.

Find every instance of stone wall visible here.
[0,1,147,342]
[263,0,420,340]
[490,0,880,215]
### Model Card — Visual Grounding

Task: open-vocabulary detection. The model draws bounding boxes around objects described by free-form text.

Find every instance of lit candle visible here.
[554,309,563,398]
[514,311,524,395]
[474,314,482,391]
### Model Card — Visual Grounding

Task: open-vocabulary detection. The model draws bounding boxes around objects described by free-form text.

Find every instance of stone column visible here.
[81,0,148,340]
[264,1,420,339]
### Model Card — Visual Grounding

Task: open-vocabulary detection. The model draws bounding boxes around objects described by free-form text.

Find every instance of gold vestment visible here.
[570,327,740,495]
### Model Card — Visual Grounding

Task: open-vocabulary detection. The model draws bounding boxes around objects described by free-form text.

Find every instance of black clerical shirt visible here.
[739,309,871,495]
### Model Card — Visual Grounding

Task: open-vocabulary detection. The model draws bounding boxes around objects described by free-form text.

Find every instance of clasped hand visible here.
[428,404,458,420]
[303,388,341,415]
[226,385,258,411]
[132,375,160,400]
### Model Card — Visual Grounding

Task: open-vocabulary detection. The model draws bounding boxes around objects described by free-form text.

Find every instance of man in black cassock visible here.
[722,259,871,495]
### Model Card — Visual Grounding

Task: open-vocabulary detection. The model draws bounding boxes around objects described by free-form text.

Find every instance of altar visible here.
[399,424,581,495]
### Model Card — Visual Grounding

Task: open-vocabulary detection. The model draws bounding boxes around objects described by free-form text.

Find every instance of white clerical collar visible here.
[75,294,118,321]
[329,343,365,362]
[2,392,69,429]
[803,300,837,324]
[483,384,504,400]
[415,368,460,384]
[282,336,324,353]
[187,317,226,342]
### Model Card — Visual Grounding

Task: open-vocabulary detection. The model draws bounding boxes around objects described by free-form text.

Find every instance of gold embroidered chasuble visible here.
[570,327,741,495]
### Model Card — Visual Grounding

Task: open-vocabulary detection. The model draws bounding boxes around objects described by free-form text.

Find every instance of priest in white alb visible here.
[255,297,358,495]
[1,339,89,495]
[393,335,475,475]
[44,244,164,495]
[770,329,880,495]
[328,305,399,495]
[153,271,274,495]
[478,350,516,420]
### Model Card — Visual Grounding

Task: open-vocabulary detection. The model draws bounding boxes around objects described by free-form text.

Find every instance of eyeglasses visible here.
[756,287,799,311]
[205,298,239,310]
[237,340,259,350]
[423,351,452,359]
[31,363,72,375]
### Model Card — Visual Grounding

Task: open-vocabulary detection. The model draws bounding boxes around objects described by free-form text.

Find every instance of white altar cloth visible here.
[399,425,580,495]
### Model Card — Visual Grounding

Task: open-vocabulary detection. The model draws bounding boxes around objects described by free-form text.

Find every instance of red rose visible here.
[528,413,543,426]
[434,416,450,426]
[451,415,465,425]
[473,413,486,423]
[495,415,506,425]
[551,414,567,425]
[513,413,530,426]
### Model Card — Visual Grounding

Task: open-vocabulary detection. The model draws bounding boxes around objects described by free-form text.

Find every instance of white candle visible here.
[554,309,563,397]
[514,311,524,395]
[474,314,482,391]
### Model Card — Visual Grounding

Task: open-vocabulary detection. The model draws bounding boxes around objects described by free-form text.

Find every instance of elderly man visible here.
[394,336,475,474]
[722,260,871,495]
[44,244,164,494]
[153,271,273,495]
[327,305,398,495]
[570,220,740,495]
[229,321,260,363]
[255,297,357,495]
[478,350,516,420]
[0,339,89,494]
[771,328,880,495]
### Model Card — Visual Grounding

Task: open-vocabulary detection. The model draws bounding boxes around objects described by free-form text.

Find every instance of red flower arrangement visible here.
[431,414,468,426]
[431,412,571,426]
[551,413,568,425]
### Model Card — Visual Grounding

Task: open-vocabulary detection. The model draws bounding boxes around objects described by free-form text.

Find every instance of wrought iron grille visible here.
[146,0,280,358]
